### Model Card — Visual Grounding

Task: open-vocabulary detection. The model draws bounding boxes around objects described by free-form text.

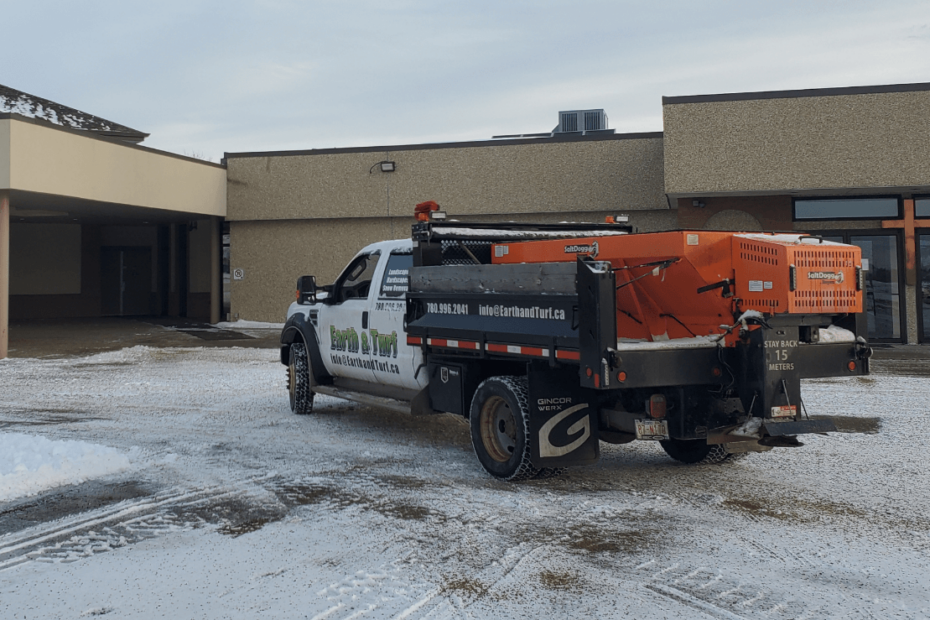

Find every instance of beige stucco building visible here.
[4,80,930,359]
[224,131,673,323]
[226,82,930,345]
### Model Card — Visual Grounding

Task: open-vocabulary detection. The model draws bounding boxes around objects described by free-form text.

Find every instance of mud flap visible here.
[528,370,600,468]
[763,419,836,435]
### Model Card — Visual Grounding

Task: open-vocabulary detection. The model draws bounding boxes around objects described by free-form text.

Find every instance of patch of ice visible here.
[0,432,132,502]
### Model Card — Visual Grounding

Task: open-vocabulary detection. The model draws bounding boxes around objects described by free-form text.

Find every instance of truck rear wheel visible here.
[659,439,738,465]
[469,376,540,481]
[288,342,315,415]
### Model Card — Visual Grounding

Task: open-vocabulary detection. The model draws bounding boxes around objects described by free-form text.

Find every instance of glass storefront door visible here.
[919,232,930,343]
[851,234,902,341]
[819,232,904,342]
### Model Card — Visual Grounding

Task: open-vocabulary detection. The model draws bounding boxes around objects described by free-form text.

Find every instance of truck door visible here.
[318,251,380,383]
[369,250,427,391]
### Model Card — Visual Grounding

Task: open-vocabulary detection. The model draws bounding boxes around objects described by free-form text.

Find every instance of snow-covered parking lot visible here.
[1,343,929,619]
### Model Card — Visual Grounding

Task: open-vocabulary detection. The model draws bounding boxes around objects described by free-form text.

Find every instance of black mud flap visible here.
[528,370,600,469]
[763,418,837,436]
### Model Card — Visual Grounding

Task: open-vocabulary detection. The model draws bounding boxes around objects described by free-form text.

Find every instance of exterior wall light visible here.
[370,160,397,173]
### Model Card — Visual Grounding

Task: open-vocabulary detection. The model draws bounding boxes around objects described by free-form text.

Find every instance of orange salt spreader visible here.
[490,230,864,346]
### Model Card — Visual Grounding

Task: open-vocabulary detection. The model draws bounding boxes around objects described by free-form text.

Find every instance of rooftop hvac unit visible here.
[557,109,608,133]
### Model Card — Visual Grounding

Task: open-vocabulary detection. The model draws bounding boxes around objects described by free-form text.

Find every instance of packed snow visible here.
[818,324,857,343]
[0,344,928,619]
[0,432,132,502]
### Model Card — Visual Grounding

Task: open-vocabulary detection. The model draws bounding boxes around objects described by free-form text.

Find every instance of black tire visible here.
[469,376,540,482]
[659,439,742,465]
[288,342,315,415]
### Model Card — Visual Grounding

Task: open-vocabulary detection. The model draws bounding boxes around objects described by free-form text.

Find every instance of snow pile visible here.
[818,324,857,343]
[0,433,131,502]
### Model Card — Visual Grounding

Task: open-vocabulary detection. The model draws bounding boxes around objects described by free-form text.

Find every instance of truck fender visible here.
[280,313,332,385]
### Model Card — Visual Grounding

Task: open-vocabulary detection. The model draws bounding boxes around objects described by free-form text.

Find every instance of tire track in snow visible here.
[302,545,550,620]
[0,475,277,571]
[635,559,804,619]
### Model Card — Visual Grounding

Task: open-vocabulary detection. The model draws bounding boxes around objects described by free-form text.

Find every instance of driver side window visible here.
[333,252,380,303]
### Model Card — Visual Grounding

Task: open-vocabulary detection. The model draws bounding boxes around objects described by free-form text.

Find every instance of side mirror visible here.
[296,275,317,304]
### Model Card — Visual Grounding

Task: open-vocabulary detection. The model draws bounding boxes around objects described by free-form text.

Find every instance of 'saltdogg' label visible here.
[564,241,598,258]
[807,271,844,283]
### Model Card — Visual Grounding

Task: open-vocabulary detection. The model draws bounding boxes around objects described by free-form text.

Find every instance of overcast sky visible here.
[4,1,930,161]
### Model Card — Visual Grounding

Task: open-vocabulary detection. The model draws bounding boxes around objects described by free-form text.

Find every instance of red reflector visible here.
[585,367,593,377]
[712,367,722,377]
[617,371,627,382]
[648,394,666,419]
[847,361,857,371]
[593,373,600,388]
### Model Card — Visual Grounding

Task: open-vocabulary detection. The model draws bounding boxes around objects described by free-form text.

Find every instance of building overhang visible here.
[0,114,226,219]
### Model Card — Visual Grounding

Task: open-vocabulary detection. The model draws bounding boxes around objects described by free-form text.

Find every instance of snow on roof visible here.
[0,83,148,143]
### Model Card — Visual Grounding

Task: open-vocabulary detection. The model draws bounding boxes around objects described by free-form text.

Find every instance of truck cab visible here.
[281,240,428,415]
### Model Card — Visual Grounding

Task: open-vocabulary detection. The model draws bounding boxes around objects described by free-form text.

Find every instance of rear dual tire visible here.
[469,376,552,482]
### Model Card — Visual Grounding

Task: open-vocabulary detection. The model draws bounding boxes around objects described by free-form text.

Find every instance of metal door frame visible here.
[917,229,930,344]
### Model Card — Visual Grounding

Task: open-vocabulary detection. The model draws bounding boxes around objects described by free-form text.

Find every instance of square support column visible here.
[0,191,9,359]
[210,217,221,324]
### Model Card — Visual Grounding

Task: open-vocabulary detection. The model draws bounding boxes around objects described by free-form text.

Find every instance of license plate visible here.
[771,405,797,418]
[635,419,669,441]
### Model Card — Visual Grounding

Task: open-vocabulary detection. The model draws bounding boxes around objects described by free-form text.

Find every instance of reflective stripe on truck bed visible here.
[407,335,581,361]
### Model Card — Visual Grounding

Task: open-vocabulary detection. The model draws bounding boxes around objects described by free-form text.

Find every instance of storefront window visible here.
[794,198,899,220]
[916,198,930,218]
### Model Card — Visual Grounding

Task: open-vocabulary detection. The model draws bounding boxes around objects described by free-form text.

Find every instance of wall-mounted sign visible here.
[233,268,245,280]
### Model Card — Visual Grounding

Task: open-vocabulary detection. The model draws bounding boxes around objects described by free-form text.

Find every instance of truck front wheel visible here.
[469,376,540,481]
[659,439,738,465]
[288,342,315,415]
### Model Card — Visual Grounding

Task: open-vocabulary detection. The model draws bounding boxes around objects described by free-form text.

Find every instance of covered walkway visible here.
[1,107,226,359]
